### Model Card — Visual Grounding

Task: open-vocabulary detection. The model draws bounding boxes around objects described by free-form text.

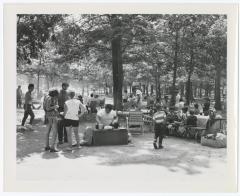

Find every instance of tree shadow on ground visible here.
[17,118,226,176]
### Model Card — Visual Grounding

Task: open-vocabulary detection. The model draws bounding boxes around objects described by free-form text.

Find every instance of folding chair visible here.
[126,111,144,135]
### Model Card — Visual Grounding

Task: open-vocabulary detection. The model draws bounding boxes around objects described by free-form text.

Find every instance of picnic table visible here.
[92,128,128,146]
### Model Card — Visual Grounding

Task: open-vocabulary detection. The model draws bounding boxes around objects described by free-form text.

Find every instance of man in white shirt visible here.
[64,90,86,150]
[96,104,119,129]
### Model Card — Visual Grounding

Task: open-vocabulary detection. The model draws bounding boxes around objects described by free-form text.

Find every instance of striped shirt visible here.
[153,111,166,124]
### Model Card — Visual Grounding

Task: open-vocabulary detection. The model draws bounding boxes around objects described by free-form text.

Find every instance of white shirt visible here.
[65,99,86,120]
[97,109,117,126]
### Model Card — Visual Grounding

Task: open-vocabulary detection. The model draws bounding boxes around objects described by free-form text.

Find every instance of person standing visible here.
[58,83,69,144]
[21,84,35,127]
[153,104,167,149]
[123,90,128,103]
[136,89,142,110]
[64,90,86,151]
[44,89,60,152]
[17,85,23,108]
[175,92,181,107]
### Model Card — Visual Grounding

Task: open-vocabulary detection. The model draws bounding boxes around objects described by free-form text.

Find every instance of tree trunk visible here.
[215,65,222,110]
[37,71,40,98]
[170,30,179,106]
[194,87,197,98]
[46,76,50,90]
[82,85,85,96]
[146,84,149,96]
[151,85,154,95]
[142,85,146,95]
[199,85,202,98]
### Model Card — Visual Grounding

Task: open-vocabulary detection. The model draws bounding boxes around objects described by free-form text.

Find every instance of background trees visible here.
[17,14,227,110]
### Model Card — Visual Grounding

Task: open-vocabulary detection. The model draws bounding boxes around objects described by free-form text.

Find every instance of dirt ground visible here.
[16,108,228,192]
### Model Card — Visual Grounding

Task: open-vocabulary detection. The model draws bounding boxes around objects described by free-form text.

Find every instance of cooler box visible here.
[92,129,128,146]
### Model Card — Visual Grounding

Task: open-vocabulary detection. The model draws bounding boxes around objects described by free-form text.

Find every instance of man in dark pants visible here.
[21,84,35,127]
[58,83,69,144]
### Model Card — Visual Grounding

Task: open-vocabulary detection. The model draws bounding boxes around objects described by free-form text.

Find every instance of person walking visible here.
[58,83,69,144]
[153,104,167,149]
[44,89,60,152]
[63,90,86,151]
[17,85,23,108]
[21,84,35,128]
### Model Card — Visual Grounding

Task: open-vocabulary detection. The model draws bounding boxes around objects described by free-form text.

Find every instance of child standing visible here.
[153,104,167,149]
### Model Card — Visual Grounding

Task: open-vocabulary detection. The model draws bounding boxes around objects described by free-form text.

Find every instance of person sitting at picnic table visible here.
[181,106,189,124]
[203,97,210,116]
[186,110,197,127]
[147,94,155,109]
[194,103,200,115]
[128,94,136,110]
[96,104,119,129]
[201,110,216,137]
[162,95,169,110]
[88,93,98,113]
[166,107,181,136]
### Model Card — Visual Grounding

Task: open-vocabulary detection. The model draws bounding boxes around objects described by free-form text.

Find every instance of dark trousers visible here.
[154,123,166,146]
[21,105,35,126]
[17,98,22,108]
[58,118,68,142]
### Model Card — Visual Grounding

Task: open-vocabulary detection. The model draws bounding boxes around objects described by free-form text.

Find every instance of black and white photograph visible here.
[3,3,238,193]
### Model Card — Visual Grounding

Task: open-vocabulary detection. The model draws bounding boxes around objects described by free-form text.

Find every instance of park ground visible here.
[16,108,228,192]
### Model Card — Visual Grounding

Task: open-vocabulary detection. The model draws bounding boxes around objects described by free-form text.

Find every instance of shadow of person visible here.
[60,148,85,159]
[42,151,59,159]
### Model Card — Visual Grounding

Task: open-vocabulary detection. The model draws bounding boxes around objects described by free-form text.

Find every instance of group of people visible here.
[150,95,222,150]
[19,83,224,151]
[122,89,143,110]
[19,82,123,152]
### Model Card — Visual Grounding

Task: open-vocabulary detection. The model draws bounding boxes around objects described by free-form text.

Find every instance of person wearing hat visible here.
[153,104,167,149]
[58,82,70,144]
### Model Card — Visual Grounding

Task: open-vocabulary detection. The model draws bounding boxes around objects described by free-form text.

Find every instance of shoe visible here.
[66,147,73,151]
[50,148,59,152]
[159,145,164,149]
[153,142,158,149]
[44,146,51,151]
[27,124,33,129]
[72,143,81,148]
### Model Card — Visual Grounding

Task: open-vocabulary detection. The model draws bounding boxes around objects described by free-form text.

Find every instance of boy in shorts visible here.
[63,90,86,151]
[153,104,167,149]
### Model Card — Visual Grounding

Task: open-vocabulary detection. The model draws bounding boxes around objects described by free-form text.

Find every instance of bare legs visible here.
[66,126,80,150]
